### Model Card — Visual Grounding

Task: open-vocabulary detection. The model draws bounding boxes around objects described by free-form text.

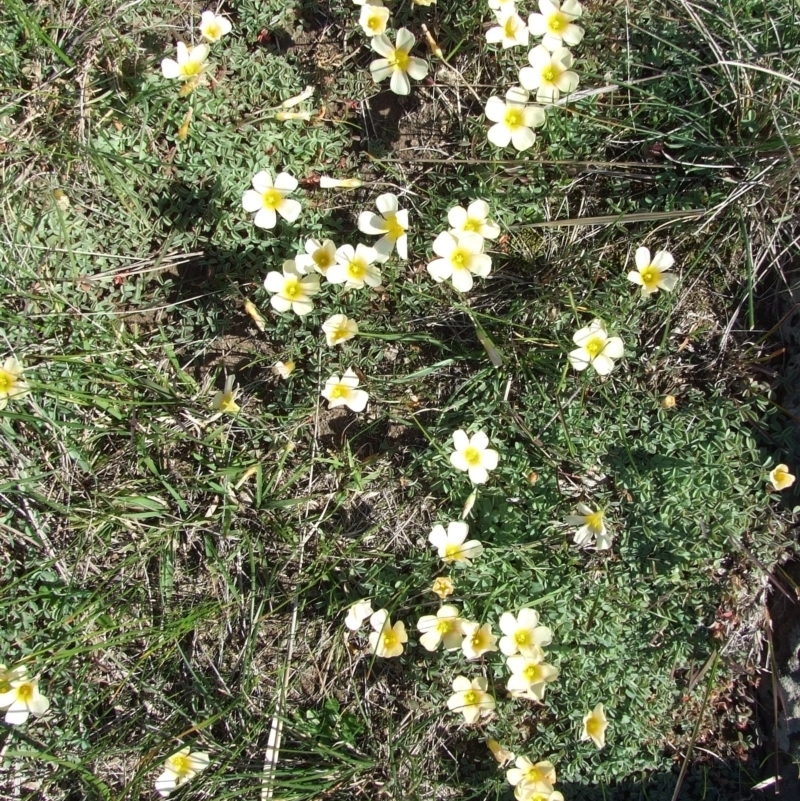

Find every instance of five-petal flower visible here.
[0,356,29,410]
[359,4,391,37]
[242,171,302,230]
[0,674,49,725]
[568,319,624,376]
[528,0,584,51]
[448,200,501,241]
[345,599,374,630]
[461,621,499,659]
[581,703,609,749]
[161,42,210,81]
[519,45,579,104]
[498,609,553,658]
[322,314,359,347]
[296,238,337,275]
[566,503,611,549]
[429,521,484,566]
[322,368,369,412]
[450,430,499,484]
[427,232,492,292]
[199,10,232,42]
[627,247,679,295]
[446,676,496,723]
[368,609,408,657]
[486,10,530,49]
[369,28,429,96]
[264,260,320,316]
[769,464,796,491]
[327,244,382,289]
[358,193,409,262]
[417,605,465,651]
[506,655,559,700]
[155,747,210,797]
[485,86,546,151]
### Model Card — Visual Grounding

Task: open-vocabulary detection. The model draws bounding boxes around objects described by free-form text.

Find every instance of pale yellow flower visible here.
[428,232,492,292]
[274,110,312,122]
[264,260,320,316]
[507,756,557,795]
[322,368,369,412]
[417,605,465,651]
[506,655,558,700]
[0,675,49,725]
[322,314,359,347]
[461,621,498,660]
[327,244,382,290]
[368,609,408,657]
[519,45,579,104]
[345,599,374,631]
[359,4,391,37]
[370,28,429,96]
[568,319,624,376]
[242,170,301,230]
[487,738,515,766]
[628,247,678,296]
[498,608,552,658]
[161,42,210,81]
[446,676,495,723]
[273,361,295,379]
[296,238,337,275]
[449,429,499,484]
[358,193,409,262]
[155,747,210,797]
[211,375,240,413]
[769,464,796,491]
[319,176,363,189]
[431,576,455,599]
[199,10,232,42]
[528,0,584,51]
[0,357,29,410]
[486,10,530,49]
[448,200,501,240]
[565,503,611,549]
[485,86,546,151]
[429,521,483,566]
[581,703,608,749]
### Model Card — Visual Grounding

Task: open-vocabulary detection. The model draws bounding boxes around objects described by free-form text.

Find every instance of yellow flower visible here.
[199,10,232,42]
[429,521,484,566]
[506,655,558,700]
[345,599,374,631]
[769,464,795,491]
[211,375,240,414]
[0,675,49,725]
[431,576,455,599]
[0,356,30,410]
[627,247,678,296]
[568,319,624,376]
[359,4,391,37]
[242,170,302,230]
[528,0,584,51]
[264,260,320,316]
[296,238,337,276]
[487,738,515,766]
[498,608,552,658]
[461,621,498,660]
[322,314,359,347]
[446,676,495,723]
[417,605,465,651]
[428,231,493,292]
[565,503,612,549]
[155,747,210,797]
[581,703,608,749]
[368,609,408,657]
[484,86,546,151]
[369,28,429,96]
[272,361,295,379]
[327,244,382,290]
[448,200,501,241]
[161,42,210,81]
[449,429,499,484]
[519,45,579,104]
[507,756,556,795]
[322,368,369,412]
[486,10,530,49]
[358,193,409,262]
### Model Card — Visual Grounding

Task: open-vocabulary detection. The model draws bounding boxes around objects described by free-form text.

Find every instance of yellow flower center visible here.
[367,12,382,31]
[436,619,454,634]
[390,49,410,71]
[547,12,567,33]
[463,446,482,466]
[504,107,524,130]
[640,266,660,289]
[205,22,221,39]
[283,277,301,299]
[382,630,398,649]
[522,663,543,683]
[584,335,605,358]
[180,60,203,78]
[463,218,481,233]
[514,629,530,646]
[0,369,15,394]
[16,682,34,703]
[384,213,405,241]
[586,511,604,531]
[586,717,602,737]
[347,258,367,280]
[332,323,350,343]
[450,248,470,269]
[541,65,558,84]
[329,383,348,400]
[313,250,333,270]
[262,188,283,210]
[503,17,517,37]
[471,631,486,649]
[170,754,192,777]
[444,543,462,560]
[463,689,479,705]
[525,765,546,784]
[219,392,238,413]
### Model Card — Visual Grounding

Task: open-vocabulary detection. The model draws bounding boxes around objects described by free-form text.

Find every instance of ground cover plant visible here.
[1,0,799,799]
